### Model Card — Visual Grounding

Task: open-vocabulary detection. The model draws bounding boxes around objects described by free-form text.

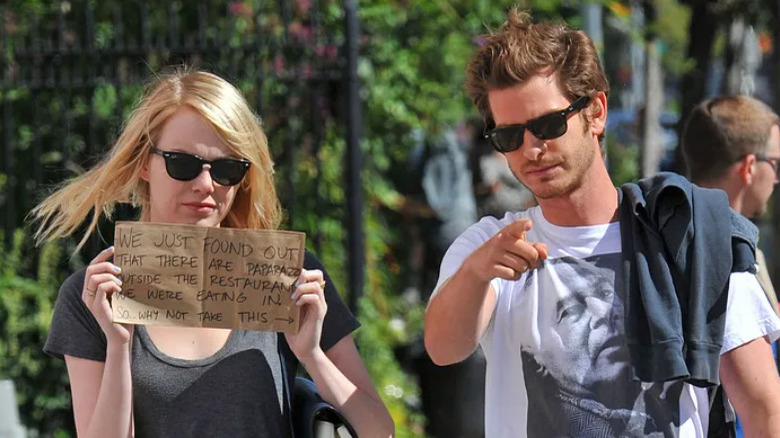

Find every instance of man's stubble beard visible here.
[516,139,599,200]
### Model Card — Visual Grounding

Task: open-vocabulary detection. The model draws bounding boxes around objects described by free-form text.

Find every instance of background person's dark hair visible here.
[681,95,780,183]
[465,8,610,143]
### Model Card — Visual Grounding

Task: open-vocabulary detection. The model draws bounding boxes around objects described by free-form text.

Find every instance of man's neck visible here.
[697,176,746,216]
[536,164,619,227]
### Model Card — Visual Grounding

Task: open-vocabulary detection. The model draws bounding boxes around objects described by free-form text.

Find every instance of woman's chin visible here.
[147,215,222,227]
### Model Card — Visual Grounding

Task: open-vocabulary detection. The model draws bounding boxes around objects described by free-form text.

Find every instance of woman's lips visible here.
[183,202,216,214]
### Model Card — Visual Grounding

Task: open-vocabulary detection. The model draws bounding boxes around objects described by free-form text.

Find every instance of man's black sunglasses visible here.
[485,96,591,153]
[151,148,251,186]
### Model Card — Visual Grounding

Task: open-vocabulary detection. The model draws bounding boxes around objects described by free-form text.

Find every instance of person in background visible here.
[31,68,394,437]
[681,95,780,316]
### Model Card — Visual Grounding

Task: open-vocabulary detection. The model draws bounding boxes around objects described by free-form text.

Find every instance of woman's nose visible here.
[191,164,216,193]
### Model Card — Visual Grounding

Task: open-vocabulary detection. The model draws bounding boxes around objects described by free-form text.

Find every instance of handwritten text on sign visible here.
[112,222,305,332]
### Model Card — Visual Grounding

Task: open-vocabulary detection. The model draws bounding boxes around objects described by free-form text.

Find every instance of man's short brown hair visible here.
[682,95,780,183]
[465,8,609,128]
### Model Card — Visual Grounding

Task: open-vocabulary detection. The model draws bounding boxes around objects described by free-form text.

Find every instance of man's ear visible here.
[737,154,756,185]
[589,91,607,137]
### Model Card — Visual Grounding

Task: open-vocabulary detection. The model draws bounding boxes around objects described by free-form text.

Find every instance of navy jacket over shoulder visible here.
[619,172,757,387]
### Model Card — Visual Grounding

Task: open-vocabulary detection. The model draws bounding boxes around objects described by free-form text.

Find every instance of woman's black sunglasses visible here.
[151,148,251,186]
[485,96,591,153]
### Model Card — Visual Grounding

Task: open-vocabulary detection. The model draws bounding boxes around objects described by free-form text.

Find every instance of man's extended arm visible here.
[425,270,499,366]
[424,219,547,365]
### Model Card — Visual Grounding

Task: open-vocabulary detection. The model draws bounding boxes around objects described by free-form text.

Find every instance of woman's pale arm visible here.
[304,335,395,437]
[65,345,133,437]
[284,269,394,437]
[67,246,135,437]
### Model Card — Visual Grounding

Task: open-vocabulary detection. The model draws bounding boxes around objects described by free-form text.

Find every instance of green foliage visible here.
[653,0,693,78]
[0,230,72,436]
[94,82,119,120]
[606,134,640,185]
[354,2,501,434]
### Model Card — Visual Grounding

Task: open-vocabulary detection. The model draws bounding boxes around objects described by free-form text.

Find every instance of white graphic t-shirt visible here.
[434,207,780,438]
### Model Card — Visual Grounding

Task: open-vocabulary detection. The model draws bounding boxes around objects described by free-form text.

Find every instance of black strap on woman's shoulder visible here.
[278,333,295,437]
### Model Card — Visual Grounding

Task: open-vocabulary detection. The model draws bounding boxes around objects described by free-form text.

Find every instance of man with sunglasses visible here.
[424,8,780,438]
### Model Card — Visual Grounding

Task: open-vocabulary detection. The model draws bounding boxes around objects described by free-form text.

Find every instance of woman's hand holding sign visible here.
[83,246,133,345]
[285,268,328,364]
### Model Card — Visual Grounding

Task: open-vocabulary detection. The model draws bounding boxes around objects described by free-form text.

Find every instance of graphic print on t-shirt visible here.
[521,254,682,437]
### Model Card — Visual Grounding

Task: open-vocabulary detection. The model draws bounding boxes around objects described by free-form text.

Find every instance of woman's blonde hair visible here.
[31,68,283,251]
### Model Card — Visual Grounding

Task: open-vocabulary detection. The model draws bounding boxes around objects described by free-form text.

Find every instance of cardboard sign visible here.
[112,222,305,332]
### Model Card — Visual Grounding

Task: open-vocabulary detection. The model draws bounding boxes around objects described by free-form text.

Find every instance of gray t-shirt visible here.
[44,251,359,437]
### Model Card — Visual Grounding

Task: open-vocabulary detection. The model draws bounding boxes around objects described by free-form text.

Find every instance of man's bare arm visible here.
[720,336,780,437]
[424,219,547,365]
[425,273,498,365]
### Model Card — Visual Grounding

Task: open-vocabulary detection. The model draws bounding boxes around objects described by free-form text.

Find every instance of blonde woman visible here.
[32,69,394,437]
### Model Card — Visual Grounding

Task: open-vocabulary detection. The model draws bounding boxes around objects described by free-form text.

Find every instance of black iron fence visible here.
[0,0,364,309]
